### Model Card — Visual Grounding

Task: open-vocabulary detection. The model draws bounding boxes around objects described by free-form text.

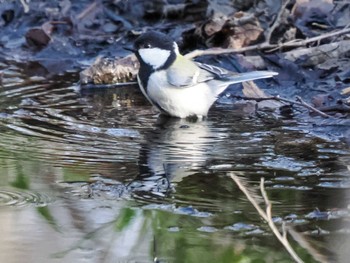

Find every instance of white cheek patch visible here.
[139,48,170,69]
[173,42,180,54]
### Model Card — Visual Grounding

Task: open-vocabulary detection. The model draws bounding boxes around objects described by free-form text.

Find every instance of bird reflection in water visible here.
[128,115,218,196]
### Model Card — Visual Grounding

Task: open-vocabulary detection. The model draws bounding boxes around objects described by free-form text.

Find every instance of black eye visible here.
[143,43,152,49]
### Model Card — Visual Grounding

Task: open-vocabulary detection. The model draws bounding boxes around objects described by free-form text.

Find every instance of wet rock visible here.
[80,55,139,85]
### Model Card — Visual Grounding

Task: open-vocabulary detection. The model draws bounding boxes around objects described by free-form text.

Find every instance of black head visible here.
[127,31,178,71]
[134,31,175,52]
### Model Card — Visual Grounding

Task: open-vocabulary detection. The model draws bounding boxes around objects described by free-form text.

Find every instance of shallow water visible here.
[0,61,350,263]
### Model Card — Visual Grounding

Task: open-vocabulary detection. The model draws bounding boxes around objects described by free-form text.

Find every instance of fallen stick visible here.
[317,104,350,113]
[231,95,332,118]
[185,27,350,59]
[295,96,331,118]
[265,0,292,43]
[242,40,350,69]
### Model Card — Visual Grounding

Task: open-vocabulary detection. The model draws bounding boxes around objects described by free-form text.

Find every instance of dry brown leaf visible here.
[242,81,282,110]
[200,11,264,48]
[226,21,263,49]
[25,28,51,48]
[203,15,227,37]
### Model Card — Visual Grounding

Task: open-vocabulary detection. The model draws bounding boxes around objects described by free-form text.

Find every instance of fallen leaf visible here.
[291,0,334,37]
[25,28,51,48]
[202,11,264,48]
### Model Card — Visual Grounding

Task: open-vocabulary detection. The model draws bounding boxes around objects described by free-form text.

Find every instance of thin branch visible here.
[260,178,304,263]
[185,42,271,59]
[230,173,304,263]
[230,95,332,118]
[317,104,350,113]
[230,174,268,222]
[265,0,292,43]
[287,226,331,263]
[185,27,350,59]
[77,1,98,20]
[295,96,331,118]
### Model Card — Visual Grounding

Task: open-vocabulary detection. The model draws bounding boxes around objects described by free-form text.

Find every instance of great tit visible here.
[127,31,278,118]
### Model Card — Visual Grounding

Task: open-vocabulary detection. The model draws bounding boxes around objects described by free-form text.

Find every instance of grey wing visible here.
[166,67,198,87]
[197,62,278,84]
[167,61,277,87]
[166,61,215,88]
[195,62,233,80]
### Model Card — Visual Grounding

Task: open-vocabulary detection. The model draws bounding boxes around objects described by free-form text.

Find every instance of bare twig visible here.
[295,96,331,118]
[77,1,99,20]
[265,0,292,43]
[231,95,332,118]
[264,26,350,52]
[185,27,350,59]
[230,173,304,263]
[185,42,270,59]
[317,104,350,113]
[260,178,304,263]
[288,227,331,263]
[230,174,268,221]
[20,0,30,13]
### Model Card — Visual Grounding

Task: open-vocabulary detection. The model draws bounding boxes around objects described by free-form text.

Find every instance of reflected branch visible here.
[259,177,304,263]
[230,173,304,263]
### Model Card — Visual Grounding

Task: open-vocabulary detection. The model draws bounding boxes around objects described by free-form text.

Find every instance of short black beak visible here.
[124,46,137,53]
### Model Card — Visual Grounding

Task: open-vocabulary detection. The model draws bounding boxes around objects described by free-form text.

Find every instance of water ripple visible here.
[0,188,54,207]
[0,69,148,168]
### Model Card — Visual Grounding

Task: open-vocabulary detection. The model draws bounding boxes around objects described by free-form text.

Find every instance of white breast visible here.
[145,71,217,118]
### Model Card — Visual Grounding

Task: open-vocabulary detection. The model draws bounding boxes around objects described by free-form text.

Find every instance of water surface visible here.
[0,61,350,263]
